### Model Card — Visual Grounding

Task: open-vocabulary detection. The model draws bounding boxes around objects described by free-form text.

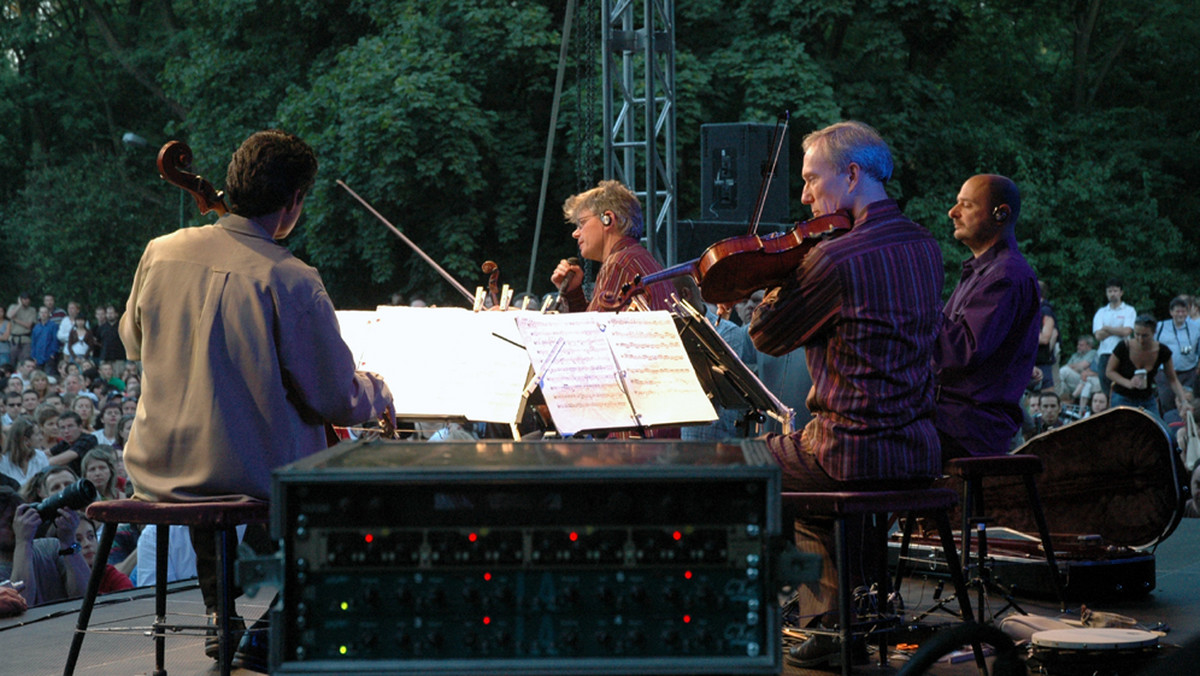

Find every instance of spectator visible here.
[65,315,99,365]
[20,390,38,417]
[43,393,64,414]
[28,370,50,402]
[6,293,36,365]
[0,486,90,607]
[0,584,26,618]
[1106,314,1193,422]
[1086,391,1109,417]
[91,402,121,447]
[1155,296,1200,414]
[14,358,34,391]
[1036,392,1065,433]
[72,395,97,432]
[1035,280,1059,393]
[0,307,12,368]
[34,404,60,448]
[81,447,123,501]
[55,301,82,352]
[47,411,96,476]
[96,306,126,363]
[120,397,137,418]
[1093,277,1137,395]
[1,392,22,427]
[73,515,132,594]
[0,419,50,488]
[116,414,134,452]
[30,307,60,373]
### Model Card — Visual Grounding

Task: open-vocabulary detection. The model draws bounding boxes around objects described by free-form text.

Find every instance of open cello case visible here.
[891,406,1187,601]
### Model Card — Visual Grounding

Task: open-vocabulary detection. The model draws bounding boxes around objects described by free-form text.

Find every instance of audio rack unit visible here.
[267,439,782,674]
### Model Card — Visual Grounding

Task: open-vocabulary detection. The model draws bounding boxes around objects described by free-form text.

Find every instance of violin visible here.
[157,141,228,216]
[624,211,853,306]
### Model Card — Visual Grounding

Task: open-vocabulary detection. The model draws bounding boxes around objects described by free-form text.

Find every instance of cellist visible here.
[120,130,393,670]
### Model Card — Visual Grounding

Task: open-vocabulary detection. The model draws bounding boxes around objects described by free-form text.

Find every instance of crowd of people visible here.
[0,299,147,615]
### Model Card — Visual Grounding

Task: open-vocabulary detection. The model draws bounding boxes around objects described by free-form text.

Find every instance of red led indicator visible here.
[673,531,683,541]
[483,572,492,581]
[683,615,692,623]
[684,570,693,580]
[468,532,478,542]
[569,531,579,542]
[483,616,492,625]
[364,533,374,544]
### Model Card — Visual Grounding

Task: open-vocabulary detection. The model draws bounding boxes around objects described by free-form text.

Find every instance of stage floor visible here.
[4,520,1199,675]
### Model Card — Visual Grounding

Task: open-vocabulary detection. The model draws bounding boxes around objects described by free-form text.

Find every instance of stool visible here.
[63,499,270,676]
[783,488,985,676]
[947,455,1067,620]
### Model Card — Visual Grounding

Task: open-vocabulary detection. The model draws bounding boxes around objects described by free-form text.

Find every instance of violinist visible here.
[550,180,673,313]
[120,130,393,670]
[746,121,943,667]
[934,174,1041,459]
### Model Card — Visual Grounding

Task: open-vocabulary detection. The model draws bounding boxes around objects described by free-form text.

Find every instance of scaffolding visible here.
[601,0,677,265]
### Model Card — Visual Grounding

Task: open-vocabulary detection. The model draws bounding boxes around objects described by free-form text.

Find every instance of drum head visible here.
[1032,628,1159,650]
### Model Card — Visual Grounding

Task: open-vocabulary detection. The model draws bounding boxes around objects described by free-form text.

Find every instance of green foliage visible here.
[0,0,1195,338]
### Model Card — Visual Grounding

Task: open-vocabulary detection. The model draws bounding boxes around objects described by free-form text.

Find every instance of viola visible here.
[156,141,228,216]
[625,211,853,306]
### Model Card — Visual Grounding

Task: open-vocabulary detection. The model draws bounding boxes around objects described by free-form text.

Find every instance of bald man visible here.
[934,174,1042,459]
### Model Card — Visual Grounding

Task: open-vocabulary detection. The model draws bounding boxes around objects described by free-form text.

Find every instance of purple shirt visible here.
[934,234,1040,457]
[749,200,943,483]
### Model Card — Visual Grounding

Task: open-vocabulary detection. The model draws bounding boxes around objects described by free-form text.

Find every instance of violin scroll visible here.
[157,140,228,217]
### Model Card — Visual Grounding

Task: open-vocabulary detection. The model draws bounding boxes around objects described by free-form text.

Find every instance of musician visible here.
[935,174,1041,459]
[120,130,393,669]
[747,121,943,667]
[550,180,673,312]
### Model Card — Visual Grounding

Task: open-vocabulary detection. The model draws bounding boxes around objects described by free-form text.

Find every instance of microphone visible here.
[554,257,581,311]
[558,257,581,294]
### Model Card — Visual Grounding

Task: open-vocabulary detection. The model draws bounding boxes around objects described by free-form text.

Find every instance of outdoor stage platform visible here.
[4,521,1199,675]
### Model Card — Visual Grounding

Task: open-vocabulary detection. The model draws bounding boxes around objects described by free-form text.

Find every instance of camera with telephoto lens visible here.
[33,478,97,521]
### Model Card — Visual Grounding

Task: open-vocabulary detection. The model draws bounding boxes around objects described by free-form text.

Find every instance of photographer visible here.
[1156,296,1200,414]
[0,486,89,607]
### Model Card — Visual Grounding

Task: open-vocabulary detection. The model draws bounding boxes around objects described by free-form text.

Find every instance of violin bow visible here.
[746,110,790,236]
[337,180,475,304]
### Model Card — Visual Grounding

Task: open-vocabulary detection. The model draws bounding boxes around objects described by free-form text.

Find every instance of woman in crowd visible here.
[81,447,122,501]
[65,316,99,364]
[72,396,96,432]
[1087,391,1110,417]
[28,370,50,402]
[1106,314,1193,421]
[0,419,50,488]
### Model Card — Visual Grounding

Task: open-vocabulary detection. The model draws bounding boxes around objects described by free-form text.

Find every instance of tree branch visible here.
[79,0,189,120]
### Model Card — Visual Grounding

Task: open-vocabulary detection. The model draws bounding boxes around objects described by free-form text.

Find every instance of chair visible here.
[782,488,985,676]
[946,455,1067,621]
[64,498,270,676]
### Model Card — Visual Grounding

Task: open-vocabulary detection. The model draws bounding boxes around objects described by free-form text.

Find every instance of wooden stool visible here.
[783,488,984,676]
[947,455,1067,619]
[63,499,270,676]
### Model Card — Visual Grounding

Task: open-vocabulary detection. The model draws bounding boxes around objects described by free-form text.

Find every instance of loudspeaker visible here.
[700,123,789,225]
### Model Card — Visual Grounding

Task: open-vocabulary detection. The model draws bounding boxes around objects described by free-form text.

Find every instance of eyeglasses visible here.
[573,213,599,231]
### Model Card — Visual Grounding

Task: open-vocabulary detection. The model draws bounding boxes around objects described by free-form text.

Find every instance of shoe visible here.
[204,612,247,660]
[229,616,270,673]
[785,633,868,669]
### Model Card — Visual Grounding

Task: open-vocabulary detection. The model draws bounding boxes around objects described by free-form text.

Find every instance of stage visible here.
[4,521,1199,675]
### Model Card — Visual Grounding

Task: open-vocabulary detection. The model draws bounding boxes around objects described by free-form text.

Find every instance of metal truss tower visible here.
[601,0,677,265]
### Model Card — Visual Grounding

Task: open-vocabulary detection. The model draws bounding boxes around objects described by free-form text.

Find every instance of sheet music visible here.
[337,307,533,423]
[515,312,716,435]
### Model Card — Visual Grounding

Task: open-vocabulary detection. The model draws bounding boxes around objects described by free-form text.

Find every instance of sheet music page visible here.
[514,313,636,435]
[515,312,716,435]
[605,312,718,427]
[337,307,532,422]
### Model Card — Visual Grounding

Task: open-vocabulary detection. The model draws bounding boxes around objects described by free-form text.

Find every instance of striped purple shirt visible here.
[563,237,674,313]
[749,200,944,482]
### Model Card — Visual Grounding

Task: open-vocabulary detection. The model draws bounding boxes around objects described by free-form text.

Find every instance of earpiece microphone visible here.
[993,207,1009,223]
[601,213,612,226]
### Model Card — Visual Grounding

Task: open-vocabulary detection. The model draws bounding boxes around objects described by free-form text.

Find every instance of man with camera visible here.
[0,485,90,608]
